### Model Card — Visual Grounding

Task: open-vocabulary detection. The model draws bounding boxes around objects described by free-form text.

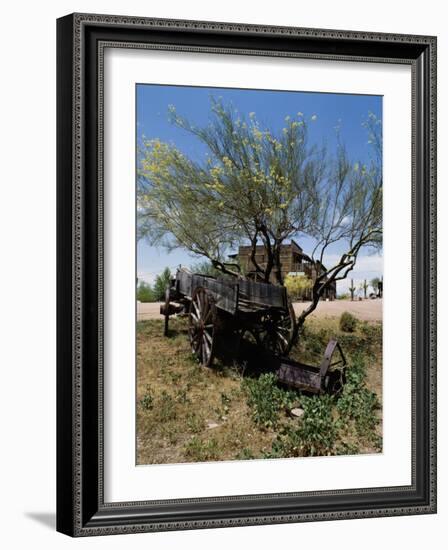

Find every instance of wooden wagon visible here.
[160,267,346,394]
[161,267,297,367]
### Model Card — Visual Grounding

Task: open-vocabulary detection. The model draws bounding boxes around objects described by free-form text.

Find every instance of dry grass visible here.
[137,318,275,464]
[136,315,382,464]
[293,315,383,400]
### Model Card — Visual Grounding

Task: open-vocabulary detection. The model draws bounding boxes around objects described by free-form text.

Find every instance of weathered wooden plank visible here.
[277,362,322,393]
[176,269,193,298]
[175,268,287,314]
[191,275,239,315]
[238,279,287,309]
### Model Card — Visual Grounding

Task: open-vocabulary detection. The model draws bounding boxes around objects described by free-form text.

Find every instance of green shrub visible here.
[186,412,204,434]
[184,437,219,461]
[298,324,329,359]
[235,447,255,460]
[153,267,172,301]
[158,391,177,421]
[339,311,358,332]
[267,395,339,457]
[137,281,155,303]
[335,441,360,455]
[284,273,313,301]
[139,385,154,411]
[359,322,382,345]
[338,386,379,435]
[175,387,190,404]
[243,373,295,428]
[264,353,381,458]
[336,354,380,439]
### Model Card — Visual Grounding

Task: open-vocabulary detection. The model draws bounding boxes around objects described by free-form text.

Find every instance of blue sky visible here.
[136,84,382,295]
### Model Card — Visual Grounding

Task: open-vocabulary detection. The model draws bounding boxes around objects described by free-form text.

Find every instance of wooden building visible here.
[229,239,336,300]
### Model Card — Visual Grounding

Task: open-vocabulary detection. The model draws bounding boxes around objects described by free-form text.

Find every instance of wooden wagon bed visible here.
[173,269,288,315]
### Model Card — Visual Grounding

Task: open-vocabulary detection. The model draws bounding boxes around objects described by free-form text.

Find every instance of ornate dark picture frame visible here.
[56,13,437,537]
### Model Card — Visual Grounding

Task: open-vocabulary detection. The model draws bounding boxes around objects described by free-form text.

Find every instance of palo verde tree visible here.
[284,274,313,301]
[137,99,382,332]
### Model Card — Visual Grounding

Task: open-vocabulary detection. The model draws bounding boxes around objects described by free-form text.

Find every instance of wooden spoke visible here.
[276,331,289,348]
[203,335,211,356]
[204,307,213,323]
[192,301,201,320]
[248,301,297,356]
[190,312,200,324]
[188,287,216,368]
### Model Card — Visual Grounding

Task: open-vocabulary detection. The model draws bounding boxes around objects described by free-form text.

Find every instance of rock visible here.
[290,407,304,418]
[206,421,220,429]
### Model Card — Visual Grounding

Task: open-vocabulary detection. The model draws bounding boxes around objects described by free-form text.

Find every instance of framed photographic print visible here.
[56,13,437,536]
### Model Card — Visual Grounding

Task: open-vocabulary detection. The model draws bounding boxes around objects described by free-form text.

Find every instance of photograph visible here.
[135,84,384,465]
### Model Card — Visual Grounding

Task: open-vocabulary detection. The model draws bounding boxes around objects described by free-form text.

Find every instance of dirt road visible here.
[137,298,382,322]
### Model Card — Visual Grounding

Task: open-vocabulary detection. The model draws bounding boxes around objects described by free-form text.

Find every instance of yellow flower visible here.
[252,127,263,141]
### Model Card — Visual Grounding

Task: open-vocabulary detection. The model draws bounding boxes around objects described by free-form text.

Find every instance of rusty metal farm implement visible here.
[161,268,346,394]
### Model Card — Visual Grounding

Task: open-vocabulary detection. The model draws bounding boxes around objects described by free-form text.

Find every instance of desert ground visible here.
[137,298,383,322]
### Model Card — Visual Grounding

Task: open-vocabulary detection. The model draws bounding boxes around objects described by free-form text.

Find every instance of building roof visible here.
[289,239,303,253]
[228,239,312,261]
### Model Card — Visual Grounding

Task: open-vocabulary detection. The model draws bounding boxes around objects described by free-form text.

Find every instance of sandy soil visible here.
[138,298,382,322]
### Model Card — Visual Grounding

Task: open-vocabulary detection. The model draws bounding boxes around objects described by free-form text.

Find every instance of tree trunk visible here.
[272,244,283,285]
[248,233,266,281]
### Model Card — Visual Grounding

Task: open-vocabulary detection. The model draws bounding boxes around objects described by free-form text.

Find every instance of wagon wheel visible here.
[163,286,170,337]
[257,301,297,356]
[324,367,347,396]
[188,287,216,368]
